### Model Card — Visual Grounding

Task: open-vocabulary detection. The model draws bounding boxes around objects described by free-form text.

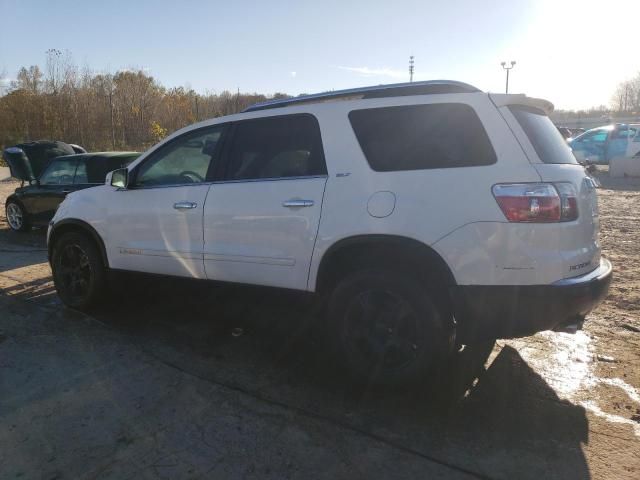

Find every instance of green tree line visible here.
[0,50,289,155]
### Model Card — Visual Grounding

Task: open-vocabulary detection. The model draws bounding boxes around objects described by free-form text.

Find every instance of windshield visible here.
[509,105,578,164]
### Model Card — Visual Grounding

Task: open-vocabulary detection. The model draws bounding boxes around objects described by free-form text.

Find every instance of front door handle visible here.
[282,199,314,208]
[173,201,198,210]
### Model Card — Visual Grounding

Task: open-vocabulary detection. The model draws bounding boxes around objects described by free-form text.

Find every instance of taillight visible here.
[492,183,578,223]
[554,182,579,221]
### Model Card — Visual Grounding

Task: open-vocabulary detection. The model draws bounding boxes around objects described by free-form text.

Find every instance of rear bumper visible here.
[452,258,612,342]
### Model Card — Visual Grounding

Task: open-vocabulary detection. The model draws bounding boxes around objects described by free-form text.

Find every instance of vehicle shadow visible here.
[0,223,48,274]
[84,274,591,480]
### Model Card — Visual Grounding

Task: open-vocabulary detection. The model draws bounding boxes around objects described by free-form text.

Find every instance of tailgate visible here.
[533,163,600,279]
[496,99,601,279]
[2,147,36,181]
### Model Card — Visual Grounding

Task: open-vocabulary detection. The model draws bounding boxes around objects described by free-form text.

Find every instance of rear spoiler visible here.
[489,93,554,115]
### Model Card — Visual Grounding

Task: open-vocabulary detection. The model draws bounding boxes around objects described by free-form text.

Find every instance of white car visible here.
[608,125,640,178]
[47,81,612,386]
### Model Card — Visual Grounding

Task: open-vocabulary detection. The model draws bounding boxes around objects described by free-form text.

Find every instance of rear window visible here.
[509,105,577,164]
[348,103,496,172]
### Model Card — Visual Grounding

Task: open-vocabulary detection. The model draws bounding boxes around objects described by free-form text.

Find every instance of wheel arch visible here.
[5,193,26,211]
[48,219,109,268]
[314,234,457,295]
[5,194,31,228]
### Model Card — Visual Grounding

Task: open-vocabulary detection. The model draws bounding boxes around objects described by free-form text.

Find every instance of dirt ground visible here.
[1,170,639,480]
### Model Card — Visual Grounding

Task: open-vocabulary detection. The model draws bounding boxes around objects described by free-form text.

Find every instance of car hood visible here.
[2,141,77,181]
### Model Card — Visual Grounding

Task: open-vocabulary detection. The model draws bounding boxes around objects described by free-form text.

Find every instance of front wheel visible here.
[327,270,452,387]
[5,200,30,232]
[51,232,106,310]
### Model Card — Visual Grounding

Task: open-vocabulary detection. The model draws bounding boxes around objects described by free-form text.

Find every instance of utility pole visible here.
[109,85,116,150]
[409,56,415,83]
[501,61,516,94]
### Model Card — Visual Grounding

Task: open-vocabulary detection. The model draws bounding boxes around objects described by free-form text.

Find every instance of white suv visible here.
[47,81,612,386]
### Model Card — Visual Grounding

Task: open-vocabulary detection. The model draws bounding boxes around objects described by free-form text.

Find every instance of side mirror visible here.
[109,168,129,189]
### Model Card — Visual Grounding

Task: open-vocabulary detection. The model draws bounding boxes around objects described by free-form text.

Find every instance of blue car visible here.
[568,124,638,164]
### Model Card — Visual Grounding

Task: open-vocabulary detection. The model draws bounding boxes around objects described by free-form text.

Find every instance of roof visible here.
[243,80,481,112]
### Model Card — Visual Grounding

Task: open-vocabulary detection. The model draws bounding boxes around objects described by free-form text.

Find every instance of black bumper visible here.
[452,259,613,342]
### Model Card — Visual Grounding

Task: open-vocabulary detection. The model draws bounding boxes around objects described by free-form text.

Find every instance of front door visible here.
[25,156,79,224]
[203,114,327,290]
[106,125,226,279]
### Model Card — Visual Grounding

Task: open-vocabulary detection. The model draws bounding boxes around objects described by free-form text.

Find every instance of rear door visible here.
[501,103,600,279]
[203,113,327,290]
[607,125,637,161]
[74,154,138,189]
[70,155,104,192]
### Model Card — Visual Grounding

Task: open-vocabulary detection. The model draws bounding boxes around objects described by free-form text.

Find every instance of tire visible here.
[327,269,452,388]
[5,200,31,232]
[51,232,106,311]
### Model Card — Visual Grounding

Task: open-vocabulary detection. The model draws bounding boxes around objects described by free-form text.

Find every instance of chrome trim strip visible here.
[203,253,295,267]
[118,247,202,260]
[553,258,612,286]
[211,175,328,185]
[124,175,329,190]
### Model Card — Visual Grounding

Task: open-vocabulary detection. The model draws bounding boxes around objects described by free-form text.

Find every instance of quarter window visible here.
[39,158,78,185]
[224,114,326,181]
[349,103,497,171]
[509,105,578,164]
[135,126,224,187]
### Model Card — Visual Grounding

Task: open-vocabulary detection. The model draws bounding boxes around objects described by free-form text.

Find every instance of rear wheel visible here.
[5,200,30,232]
[327,269,451,387]
[51,232,106,310]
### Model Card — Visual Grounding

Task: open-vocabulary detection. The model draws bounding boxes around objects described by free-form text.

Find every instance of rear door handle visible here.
[173,201,198,210]
[282,199,314,208]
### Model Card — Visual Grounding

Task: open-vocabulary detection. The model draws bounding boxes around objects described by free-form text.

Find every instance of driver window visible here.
[39,158,78,185]
[589,131,608,143]
[134,126,224,187]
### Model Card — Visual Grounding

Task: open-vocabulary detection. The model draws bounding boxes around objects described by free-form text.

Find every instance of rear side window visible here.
[107,154,138,172]
[74,157,106,184]
[611,126,637,139]
[224,114,326,181]
[348,103,496,172]
[509,105,578,164]
[74,155,138,184]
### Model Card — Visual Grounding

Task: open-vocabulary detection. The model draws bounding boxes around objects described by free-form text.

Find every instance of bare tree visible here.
[0,50,285,152]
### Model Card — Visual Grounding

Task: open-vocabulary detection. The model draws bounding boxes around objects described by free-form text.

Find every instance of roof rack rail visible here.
[243,80,481,112]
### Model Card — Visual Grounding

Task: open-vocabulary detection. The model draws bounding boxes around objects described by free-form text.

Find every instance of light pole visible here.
[501,60,516,93]
[409,56,415,83]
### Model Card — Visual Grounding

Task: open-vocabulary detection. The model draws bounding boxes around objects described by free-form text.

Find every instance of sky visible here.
[0,0,638,111]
